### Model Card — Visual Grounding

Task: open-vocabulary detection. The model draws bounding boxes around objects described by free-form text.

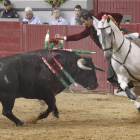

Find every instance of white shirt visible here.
[93,20,98,30]
[52,16,69,25]
[22,15,42,24]
[71,16,76,25]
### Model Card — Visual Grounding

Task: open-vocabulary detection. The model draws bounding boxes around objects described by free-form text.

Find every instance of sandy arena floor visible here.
[0,91,140,140]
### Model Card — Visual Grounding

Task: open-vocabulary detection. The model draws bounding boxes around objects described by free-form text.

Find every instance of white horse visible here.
[93,15,140,110]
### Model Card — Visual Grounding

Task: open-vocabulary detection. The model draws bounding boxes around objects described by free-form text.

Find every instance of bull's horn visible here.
[77,59,92,70]
[94,65,105,72]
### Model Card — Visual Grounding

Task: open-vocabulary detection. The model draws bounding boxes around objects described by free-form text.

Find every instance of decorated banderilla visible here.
[48,50,77,87]
[39,52,73,93]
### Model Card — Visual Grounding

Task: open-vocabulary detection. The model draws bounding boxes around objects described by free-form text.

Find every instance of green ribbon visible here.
[48,43,55,50]
[55,73,69,89]
[45,41,48,49]
[58,43,63,49]
[72,49,91,54]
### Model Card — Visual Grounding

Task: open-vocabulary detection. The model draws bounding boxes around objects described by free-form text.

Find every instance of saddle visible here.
[125,34,140,47]
[121,27,140,47]
[130,38,140,47]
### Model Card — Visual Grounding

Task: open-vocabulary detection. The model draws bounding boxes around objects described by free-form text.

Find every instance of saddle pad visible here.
[128,38,140,47]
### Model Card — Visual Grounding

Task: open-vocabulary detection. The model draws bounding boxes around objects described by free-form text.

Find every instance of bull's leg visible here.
[52,105,59,118]
[1,98,24,126]
[37,95,56,120]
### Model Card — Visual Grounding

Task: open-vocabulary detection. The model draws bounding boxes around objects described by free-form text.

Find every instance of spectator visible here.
[52,7,69,25]
[71,5,82,25]
[1,0,19,18]
[22,7,42,24]
[124,20,131,24]
[74,17,83,25]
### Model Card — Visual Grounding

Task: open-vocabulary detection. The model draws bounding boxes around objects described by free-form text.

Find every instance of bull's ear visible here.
[107,16,110,23]
[93,16,99,26]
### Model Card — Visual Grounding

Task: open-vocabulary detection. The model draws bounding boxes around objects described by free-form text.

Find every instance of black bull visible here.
[0,49,103,126]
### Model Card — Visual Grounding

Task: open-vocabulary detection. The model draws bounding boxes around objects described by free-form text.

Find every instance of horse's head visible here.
[93,16,115,61]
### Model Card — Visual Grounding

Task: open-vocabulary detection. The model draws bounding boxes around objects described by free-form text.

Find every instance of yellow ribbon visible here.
[108,15,119,27]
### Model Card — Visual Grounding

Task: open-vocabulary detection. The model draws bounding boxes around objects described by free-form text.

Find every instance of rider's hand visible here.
[55,34,64,40]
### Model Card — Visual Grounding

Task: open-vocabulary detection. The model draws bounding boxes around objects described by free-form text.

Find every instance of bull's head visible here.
[76,56,104,90]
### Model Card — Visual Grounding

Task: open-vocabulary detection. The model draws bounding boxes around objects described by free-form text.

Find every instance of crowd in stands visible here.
[1,0,83,25]
[1,0,132,26]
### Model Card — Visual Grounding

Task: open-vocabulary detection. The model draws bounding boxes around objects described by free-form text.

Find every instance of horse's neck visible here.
[110,22,130,61]
[112,24,124,51]
[113,37,131,62]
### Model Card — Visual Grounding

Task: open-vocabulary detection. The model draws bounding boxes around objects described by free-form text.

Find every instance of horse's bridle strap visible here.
[98,26,110,30]
[102,46,113,51]
[98,26,115,51]
[116,36,125,52]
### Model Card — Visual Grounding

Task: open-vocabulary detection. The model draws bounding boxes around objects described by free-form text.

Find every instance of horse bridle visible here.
[98,26,115,51]
[98,25,140,82]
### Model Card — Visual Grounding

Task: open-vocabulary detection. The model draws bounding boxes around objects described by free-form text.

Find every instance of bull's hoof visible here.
[52,112,59,118]
[16,122,26,127]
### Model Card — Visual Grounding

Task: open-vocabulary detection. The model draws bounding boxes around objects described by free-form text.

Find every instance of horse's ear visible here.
[93,16,99,25]
[107,16,110,23]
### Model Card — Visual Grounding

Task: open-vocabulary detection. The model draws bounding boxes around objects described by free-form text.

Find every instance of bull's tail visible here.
[94,65,105,72]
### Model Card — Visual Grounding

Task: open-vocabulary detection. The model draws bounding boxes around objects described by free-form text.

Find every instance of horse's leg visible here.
[132,86,140,98]
[130,86,140,110]
[124,86,136,100]
[117,75,135,99]
[1,94,24,126]
[118,75,140,109]
[122,85,140,109]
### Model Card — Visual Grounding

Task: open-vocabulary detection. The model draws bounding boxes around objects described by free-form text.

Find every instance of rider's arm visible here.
[66,29,89,41]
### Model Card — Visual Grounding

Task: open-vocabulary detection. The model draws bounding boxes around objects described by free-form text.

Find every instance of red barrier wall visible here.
[0,21,27,57]
[120,24,138,32]
[96,0,140,23]
[0,22,140,92]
